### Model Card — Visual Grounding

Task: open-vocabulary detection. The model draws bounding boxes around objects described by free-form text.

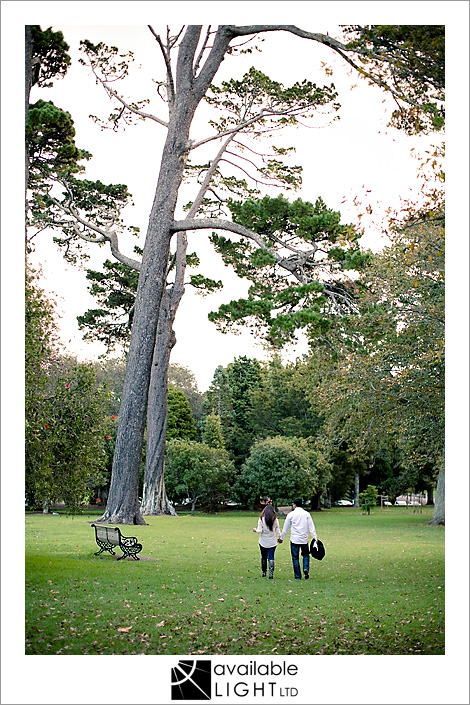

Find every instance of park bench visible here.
[91,523,142,560]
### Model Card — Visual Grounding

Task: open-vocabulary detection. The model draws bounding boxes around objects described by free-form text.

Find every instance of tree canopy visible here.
[341,25,444,134]
[25,268,111,511]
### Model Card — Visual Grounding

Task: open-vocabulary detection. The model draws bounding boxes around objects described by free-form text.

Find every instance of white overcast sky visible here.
[2,2,470,703]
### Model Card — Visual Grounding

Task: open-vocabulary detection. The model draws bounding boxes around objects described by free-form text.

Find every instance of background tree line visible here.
[27,197,444,520]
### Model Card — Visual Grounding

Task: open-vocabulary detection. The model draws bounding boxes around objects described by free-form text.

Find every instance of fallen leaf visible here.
[156,621,165,627]
[117,626,132,632]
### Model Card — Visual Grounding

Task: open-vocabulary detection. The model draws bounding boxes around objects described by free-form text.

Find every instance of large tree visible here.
[27,25,445,523]
[25,26,86,248]
[165,439,234,515]
[25,268,111,511]
[25,267,57,505]
[251,357,321,440]
[304,198,445,522]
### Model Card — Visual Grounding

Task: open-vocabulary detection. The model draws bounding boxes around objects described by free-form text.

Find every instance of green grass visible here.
[25,507,444,655]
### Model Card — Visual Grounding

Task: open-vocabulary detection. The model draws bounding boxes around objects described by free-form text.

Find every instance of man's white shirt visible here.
[280,506,317,544]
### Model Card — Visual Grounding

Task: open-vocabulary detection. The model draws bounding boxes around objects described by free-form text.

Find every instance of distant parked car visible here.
[394,500,407,506]
[335,499,354,507]
[384,501,393,506]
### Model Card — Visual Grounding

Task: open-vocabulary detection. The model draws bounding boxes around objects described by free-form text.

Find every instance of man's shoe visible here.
[304,570,309,580]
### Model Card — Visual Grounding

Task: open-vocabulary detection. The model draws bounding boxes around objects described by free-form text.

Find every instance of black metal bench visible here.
[91,524,143,560]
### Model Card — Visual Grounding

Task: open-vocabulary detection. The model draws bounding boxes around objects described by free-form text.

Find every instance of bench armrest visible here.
[121,535,138,546]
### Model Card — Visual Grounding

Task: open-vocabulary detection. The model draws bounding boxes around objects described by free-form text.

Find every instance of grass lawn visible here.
[25,507,444,656]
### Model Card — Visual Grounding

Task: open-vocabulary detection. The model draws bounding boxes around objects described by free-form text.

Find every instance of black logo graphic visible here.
[171,660,212,700]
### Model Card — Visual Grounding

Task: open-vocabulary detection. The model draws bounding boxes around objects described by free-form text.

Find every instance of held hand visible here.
[277,538,283,543]
[252,528,257,532]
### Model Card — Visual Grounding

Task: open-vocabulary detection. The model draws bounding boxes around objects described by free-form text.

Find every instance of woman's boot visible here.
[261,558,267,577]
[269,559,275,579]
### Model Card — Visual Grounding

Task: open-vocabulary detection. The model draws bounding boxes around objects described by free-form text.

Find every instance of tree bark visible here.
[428,463,445,526]
[143,469,176,517]
[354,472,360,508]
[424,483,434,505]
[310,493,322,511]
[140,288,177,516]
[141,226,188,515]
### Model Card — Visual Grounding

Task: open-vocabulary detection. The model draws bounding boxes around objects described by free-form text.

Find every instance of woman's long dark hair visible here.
[260,504,277,531]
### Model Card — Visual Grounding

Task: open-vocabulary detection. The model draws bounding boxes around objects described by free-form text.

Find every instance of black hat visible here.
[310,539,325,560]
[293,498,302,507]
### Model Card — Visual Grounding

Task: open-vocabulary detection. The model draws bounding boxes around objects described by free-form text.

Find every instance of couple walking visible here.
[252,498,317,580]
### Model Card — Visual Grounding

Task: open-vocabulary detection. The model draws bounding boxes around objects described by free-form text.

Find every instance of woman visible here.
[252,504,281,579]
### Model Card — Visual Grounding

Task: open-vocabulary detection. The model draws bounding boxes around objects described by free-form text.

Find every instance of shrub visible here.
[359,485,379,515]
[238,436,315,508]
[165,439,234,514]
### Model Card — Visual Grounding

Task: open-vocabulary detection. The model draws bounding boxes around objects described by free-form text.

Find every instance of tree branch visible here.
[190,110,268,150]
[49,196,141,271]
[223,25,431,110]
[148,25,176,106]
[106,86,169,127]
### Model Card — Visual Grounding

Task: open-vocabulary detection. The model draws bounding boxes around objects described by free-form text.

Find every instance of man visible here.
[278,498,317,580]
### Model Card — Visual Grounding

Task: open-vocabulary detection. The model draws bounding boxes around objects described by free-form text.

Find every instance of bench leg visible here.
[118,551,140,560]
[95,546,116,556]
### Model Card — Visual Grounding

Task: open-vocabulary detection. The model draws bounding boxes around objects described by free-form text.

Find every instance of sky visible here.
[22,14,445,392]
[2,2,470,704]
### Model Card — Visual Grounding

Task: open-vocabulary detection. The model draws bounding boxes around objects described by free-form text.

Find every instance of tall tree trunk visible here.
[140,289,177,516]
[429,457,445,526]
[144,471,176,517]
[97,151,189,522]
[98,27,206,524]
[141,227,187,515]
[423,482,434,505]
[310,493,322,511]
[354,472,360,508]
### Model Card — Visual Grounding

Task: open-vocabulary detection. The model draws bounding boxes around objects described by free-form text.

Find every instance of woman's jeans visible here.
[290,542,310,578]
[259,545,276,562]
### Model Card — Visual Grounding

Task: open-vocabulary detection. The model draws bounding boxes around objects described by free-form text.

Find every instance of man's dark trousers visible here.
[290,542,309,579]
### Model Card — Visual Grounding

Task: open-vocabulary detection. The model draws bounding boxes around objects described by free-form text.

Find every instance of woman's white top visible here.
[254,516,281,548]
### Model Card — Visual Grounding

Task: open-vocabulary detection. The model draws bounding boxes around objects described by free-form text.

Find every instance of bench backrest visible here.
[94,525,120,545]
